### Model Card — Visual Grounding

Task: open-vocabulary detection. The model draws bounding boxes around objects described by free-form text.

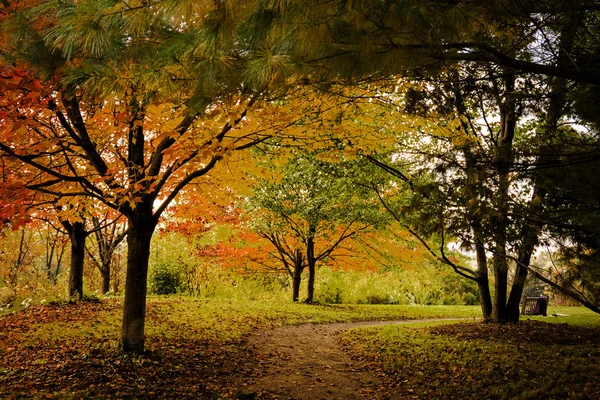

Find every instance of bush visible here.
[319,285,344,304]
[461,291,479,305]
[149,262,183,295]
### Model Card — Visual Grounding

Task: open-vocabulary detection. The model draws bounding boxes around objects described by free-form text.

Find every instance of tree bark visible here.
[61,220,87,299]
[306,232,316,303]
[100,264,111,294]
[506,262,529,322]
[507,190,544,321]
[292,249,304,302]
[474,227,493,321]
[120,207,155,353]
[491,241,509,322]
[462,144,493,322]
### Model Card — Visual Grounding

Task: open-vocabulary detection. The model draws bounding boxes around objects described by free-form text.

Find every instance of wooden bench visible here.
[521,296,548,316]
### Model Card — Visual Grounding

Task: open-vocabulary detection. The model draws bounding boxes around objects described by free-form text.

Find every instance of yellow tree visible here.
[0,0,303,352]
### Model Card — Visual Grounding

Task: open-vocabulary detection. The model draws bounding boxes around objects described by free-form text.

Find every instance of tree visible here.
[531,134,600,313]
[86,214,127,294]
[0,0,298,352]
[357,56,600,320]
[246,151,387,302]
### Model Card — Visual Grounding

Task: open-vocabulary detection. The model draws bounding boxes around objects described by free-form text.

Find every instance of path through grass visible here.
[0,296,598,398]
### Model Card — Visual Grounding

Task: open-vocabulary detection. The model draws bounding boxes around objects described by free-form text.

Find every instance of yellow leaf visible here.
[146,104,162,115]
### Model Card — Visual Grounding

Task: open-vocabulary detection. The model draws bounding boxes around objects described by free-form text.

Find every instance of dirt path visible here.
[234,319,458,400]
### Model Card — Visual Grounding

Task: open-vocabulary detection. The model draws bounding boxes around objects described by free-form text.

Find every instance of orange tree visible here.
[0,0,307,352]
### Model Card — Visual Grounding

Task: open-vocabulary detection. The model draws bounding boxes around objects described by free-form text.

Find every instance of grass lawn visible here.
[341,306,600,399]
[0,296,598,399]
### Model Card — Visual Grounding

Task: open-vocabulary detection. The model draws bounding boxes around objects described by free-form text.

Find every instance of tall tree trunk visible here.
[491,72,517,323]
[491,240,509,322]
[121,207,155,353]
[507,188,545,321]
[306,232,316,303]
[506,256,530,322]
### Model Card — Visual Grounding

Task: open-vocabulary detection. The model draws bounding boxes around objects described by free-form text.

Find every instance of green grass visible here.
[143,298,484,342]
[9,297,600,348]
[4,297,484,354]
[340,308,600,399]
[525,305,600,327]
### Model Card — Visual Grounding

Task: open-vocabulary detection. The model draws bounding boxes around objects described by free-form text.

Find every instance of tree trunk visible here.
[100,264,111,294]
[66,221,86,299]
[474,229,493,321]
[121,209,155,353]
[506,263,528,322]
[490,72,516,323]
[292,268,302,302]
[506,214,542,322]
[306,234,316,303]
[292,249,304,302]
[491,242,509,322]
[462,145,493,322]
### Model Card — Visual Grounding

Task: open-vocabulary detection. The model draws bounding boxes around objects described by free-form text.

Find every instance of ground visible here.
[0,299,599,399]
[233,320,451,400]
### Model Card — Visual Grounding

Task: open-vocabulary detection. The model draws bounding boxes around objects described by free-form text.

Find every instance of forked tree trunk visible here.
[121,209,155,353]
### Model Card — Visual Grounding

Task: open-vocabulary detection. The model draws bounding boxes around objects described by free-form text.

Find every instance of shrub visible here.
[149,262,183,295]
[319,285,344,304]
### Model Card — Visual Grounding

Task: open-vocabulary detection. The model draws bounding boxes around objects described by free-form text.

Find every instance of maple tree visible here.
[0,0,311,352]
